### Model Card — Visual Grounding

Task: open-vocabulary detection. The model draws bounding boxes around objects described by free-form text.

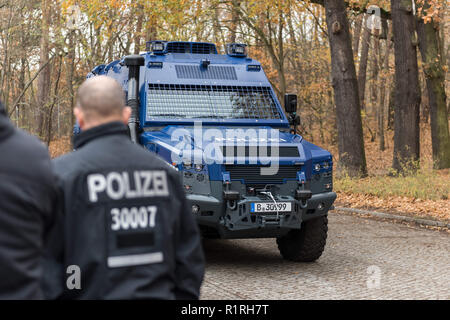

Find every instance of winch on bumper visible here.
[186,189,336,239]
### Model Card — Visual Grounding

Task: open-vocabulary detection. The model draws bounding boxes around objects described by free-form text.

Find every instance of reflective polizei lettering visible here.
[87,170,169,202]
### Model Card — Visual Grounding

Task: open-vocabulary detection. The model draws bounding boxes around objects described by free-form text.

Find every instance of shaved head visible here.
[77,76,125,120]
[75,76,130,130]
[74,76,131,130]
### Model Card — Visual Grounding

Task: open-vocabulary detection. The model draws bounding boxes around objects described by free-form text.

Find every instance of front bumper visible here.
[187,191,337,239]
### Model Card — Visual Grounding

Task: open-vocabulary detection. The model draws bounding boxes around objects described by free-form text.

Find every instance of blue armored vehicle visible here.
[87,41,336,262]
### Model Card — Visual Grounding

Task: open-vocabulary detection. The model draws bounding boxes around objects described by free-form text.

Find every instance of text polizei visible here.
[87,170,169,203]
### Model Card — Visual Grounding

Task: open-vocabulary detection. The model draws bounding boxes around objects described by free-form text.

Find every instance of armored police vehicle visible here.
[87,41,336,262]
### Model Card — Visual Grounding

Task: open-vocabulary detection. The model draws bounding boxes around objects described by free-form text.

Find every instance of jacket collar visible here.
[0,114,15,143]
[73,121,129,149]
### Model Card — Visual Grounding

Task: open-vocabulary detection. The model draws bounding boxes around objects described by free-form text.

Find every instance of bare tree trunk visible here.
[378,24,393,151]
[416,0,450,169]
[18,57,26,128]
[419,71,430,121]
[134,6,144,54]
[229,0,240,43]
[4,58,11,120]
[146,14,157,42]
[287,4,302,78]
[391,0,421,173]
[371,29,380,110]
[387,81,395,130]
[212,2,224,46]
[37,0,51,138]
[358,19,370,110]
[324,0,367,177]
[352,14,363,59]
[67,30,76,134]
[0,4,13,115]
[276,5,286,100]
[46,55,62,146]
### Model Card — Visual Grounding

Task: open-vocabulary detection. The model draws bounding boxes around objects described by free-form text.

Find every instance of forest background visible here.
[0,0,448,222]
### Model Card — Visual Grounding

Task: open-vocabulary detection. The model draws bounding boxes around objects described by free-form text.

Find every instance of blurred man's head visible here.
[75,76,131,130]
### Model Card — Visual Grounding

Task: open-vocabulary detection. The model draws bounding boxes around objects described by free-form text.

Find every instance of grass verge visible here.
[334,169,450,222]
[335,169,449,201]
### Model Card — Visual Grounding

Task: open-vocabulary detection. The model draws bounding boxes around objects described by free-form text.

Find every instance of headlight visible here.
[184,162,192,170]
[195,164,203,172]
[152,42,164,52]
[314,163,321,171]
[234,46,245,54]
[322,162,330,170]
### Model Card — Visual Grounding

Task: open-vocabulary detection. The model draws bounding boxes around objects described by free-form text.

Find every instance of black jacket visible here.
[0,111,57,299]
[43,122,204,300]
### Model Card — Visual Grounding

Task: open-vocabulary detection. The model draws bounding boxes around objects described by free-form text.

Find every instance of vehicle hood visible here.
[140,125,332,165]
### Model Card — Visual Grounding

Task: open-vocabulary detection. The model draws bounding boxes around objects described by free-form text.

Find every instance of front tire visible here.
[277,215,328,262]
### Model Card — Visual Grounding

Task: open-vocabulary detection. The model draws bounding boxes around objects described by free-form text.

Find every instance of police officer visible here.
[43,76,205,299]
[0,101,57,299]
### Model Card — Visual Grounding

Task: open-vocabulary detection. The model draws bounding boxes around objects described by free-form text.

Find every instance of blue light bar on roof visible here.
[226,43,247,57]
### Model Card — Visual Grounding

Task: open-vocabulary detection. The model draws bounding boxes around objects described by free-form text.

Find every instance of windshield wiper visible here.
[197,115,226,119]
[150,113,186,118]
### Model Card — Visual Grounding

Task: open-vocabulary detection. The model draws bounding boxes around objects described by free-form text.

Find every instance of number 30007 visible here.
[110,206,157,231]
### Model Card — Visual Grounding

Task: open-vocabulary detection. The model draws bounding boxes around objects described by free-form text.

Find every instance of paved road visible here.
[200,212,450,300]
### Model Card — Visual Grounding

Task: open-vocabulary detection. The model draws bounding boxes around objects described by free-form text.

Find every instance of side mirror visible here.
[284,94,297,114]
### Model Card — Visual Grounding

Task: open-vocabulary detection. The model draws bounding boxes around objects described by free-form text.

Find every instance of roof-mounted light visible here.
[147,41,166,54]
[226,43,247,58]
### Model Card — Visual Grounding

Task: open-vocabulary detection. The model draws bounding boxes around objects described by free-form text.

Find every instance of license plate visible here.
[250,202,292,213]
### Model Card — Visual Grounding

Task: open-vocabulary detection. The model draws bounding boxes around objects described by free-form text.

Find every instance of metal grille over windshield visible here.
[146,84,283,121]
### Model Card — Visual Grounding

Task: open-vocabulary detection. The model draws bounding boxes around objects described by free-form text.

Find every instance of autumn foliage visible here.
[1,0,449,220]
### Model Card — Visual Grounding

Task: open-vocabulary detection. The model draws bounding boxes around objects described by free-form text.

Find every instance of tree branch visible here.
[308,0,391,20]
[302,3,329,37]
[8,53,56,117]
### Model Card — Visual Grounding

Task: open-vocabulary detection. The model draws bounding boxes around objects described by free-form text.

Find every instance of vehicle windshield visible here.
[145,84,283,121]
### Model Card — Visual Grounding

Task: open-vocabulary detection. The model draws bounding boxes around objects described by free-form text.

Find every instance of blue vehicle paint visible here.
[84,41,336,241]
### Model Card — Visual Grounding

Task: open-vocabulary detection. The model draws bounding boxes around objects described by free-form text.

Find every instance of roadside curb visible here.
[332,206,450,229]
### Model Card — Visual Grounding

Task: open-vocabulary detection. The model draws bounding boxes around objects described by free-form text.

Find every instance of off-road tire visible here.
[276,215,328,262]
